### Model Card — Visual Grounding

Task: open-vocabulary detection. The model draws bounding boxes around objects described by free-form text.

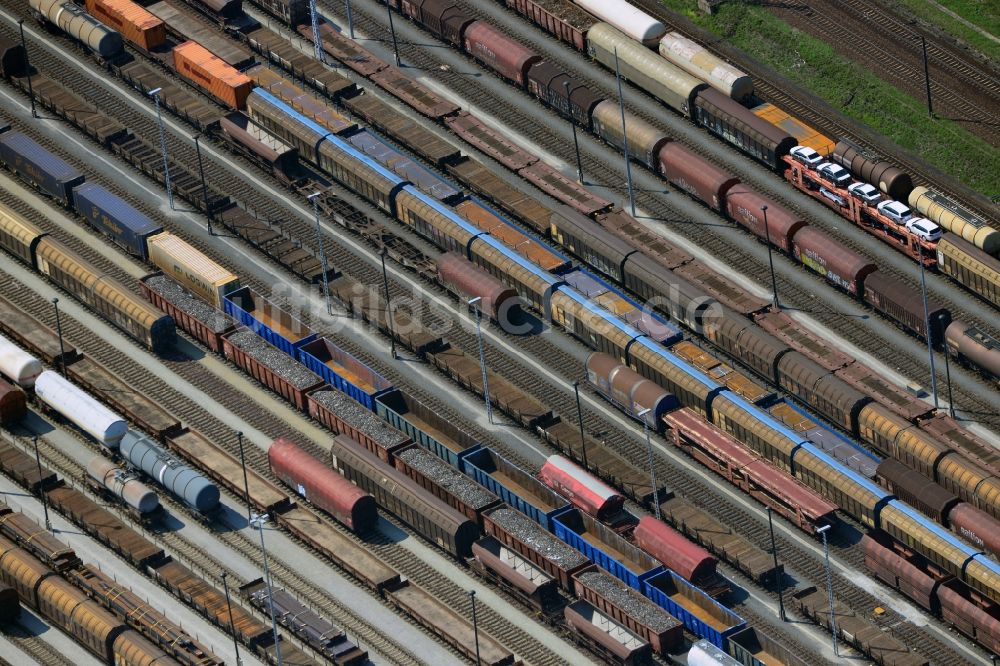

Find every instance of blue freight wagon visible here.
[298,337,393,410]
[345,129,462,203]
[71,183,162,260]
[0,131,84,205]
[461,448,569,531]
[643,570,745,650]
[552,509,664,590]
[223,286,317,356]
[376,389,481,468]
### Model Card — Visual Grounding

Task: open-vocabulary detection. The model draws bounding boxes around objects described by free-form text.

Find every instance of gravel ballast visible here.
[577,569,680,632]
[489,508,588,570]
[145,274,234,332]
[311,390,410,448]
[398,447,498,509]
[227,329,321,389]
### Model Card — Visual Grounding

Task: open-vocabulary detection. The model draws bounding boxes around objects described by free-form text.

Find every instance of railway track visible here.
[776,0,1000,146]
[313,0,1000,423]
[629,0,1000,219]
[3,626,77,666]
[0,8,988,660]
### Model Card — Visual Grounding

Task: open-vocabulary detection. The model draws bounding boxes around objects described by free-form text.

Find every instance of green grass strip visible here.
[661,1,1000,198]
[893,0,1000,64]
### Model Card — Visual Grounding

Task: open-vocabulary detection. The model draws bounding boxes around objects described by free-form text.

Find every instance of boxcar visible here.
[463,20,541,86]
[863,272,950,344]
[693,90,795,170]
[71,183,162,259]
[936,235,1000,309]
[330,434,479,558]
[0,132,85,205]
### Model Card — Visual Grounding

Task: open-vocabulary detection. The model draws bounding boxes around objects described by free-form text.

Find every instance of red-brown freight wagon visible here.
[0,379,25,426]
[463,20,541,85]
[726,187,805,253]
[222,329,323,411]
[504,0,595,51]
[268,437,377,532]
[659,142,739,213]
[792,226,877,295]
[140,273,237,354]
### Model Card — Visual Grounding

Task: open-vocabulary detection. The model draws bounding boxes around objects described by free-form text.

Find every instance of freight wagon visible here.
[562,599,651,665]
[71,183,162,259]
[463,447,570,530]
[330,434,479,558]
[298,337,393,409]
[643,569,745,650]
[471,536,562,613]
[223,285,315,355]
[222,328,323,410]
[376,389,481,469]
[553,508,663,590]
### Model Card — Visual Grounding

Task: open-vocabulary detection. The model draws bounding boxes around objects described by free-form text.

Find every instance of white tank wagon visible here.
[658,32,753,101]
[87,457,159,514]
[120,430,220,513]
[688,639,741,665]
[34,370,127,447]
[0,334,43,387]
[572,0,666,46]
[29,0,123,60]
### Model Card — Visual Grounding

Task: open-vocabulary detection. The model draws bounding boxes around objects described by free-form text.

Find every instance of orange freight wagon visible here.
[85,0,165,52]
[172,41,253,110]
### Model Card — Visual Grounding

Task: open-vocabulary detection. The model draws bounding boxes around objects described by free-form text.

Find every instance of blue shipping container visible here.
[72,183,162,260]
[223,286,317,356]
[298,337,393,410]
[461,448,569,530]
[643,570,746,650]
[376,390,481,468]
[0,131,84,205]
[552,509,664,590]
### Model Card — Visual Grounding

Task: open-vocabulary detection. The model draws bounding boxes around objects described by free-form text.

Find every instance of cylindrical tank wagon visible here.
[120,430,219,512]
[0,334,43,387]
[34,371,127,448]
[29,0,124,60]
[86,457,159,514]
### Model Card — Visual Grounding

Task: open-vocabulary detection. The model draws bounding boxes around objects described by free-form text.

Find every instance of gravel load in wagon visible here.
[309,390,409,448]
[576,569,680,633]
[226,330,319,388]
[489,507,588,570]
[143,274,234,333]
[397,447,497,509]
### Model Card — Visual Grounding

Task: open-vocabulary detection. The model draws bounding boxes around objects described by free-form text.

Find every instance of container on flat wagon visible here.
[223,286,314,355]
[573,568,683,655]
[725,187,804,253]
[538,455,625,523]
[172,41,253,110]
[659,33,753,101]
[34,371,126,448]
[643,569,744,649]
[86,457,159,514]
[0,335,43,387]
[84,0,165,51]
[658,142,739,212]
[481,506,591,591]
[909,186,1000,255]
[120,429,219,512]
[71,183,162,259]
[147,232,240,309]
[463,20,540,85]
[298,338,393,410]
[751,103,835,156]
[268,437,377,532]
[0,132,85,205]
[462,448,570,530]
[0,378,26,426]
[554,508,663,590]
[376,390,481,468]
[791,226,877,295]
